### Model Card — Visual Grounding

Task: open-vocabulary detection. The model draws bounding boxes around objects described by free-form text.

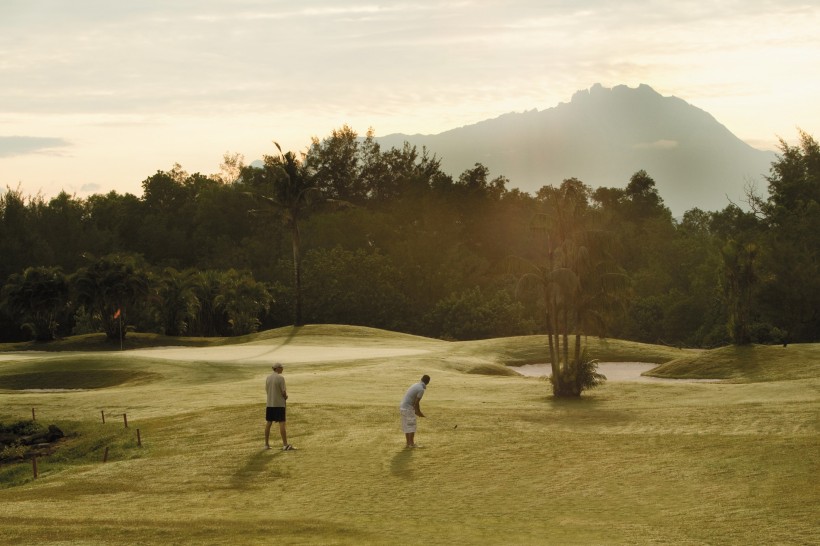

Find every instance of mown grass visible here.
[647,343,820,382]
[0,326,817,545]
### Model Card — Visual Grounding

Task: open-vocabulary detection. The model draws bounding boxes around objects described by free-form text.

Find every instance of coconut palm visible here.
[241,143,324,326]
[155,267,200,336]
[190,269,228,337]
[71,254,149,340]
[509,180,628,397]
[1,266,69,341]
[721,239,758,345]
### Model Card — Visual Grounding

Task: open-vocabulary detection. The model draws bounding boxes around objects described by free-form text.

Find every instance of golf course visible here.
[1,325,818,545]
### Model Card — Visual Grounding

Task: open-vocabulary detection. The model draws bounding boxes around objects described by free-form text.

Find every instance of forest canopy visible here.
[1,127,817,346]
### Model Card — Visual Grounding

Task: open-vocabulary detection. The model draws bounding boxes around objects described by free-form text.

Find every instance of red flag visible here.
[113,309,121,319]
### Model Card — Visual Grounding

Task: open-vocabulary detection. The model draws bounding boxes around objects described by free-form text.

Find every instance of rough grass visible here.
[0,326,817,545]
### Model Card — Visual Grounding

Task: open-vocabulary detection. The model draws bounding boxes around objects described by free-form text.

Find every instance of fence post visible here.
[137,428,142,447]
[31,408,36,421]
[123,413,128,428]
[101,410,105,423]
[32,456,38,478]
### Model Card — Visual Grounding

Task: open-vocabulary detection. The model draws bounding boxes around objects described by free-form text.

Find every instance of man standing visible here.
[265,363,294,451]
[399,374,430,448]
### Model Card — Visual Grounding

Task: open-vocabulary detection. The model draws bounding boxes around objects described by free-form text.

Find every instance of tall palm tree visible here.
[241,143,323,326]
[509,180,628,397]
[721,239,758,345]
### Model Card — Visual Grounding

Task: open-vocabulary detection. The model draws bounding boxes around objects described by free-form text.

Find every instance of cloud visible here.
[633,140,679,150]
[0,136,71,158]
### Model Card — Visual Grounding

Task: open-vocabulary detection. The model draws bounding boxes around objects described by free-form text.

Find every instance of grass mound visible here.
[646,343,820,382]
[237,324,448,346]
[451,335,699,367]
[0,369,155,390]
[0,332,220,353]
[0,325,445,353]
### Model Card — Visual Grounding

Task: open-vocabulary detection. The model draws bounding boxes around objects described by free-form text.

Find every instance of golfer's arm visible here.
[414,399,425,417]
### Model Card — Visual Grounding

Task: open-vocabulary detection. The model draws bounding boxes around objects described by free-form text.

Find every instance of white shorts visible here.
[400,408,417,433]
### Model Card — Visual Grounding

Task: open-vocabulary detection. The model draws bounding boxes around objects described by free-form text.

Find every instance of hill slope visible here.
[376,84,777,215]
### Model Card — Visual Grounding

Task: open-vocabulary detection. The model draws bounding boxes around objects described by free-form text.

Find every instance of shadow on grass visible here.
[231,448,285,488]
[0,369,158,390]
[389,448,415,479]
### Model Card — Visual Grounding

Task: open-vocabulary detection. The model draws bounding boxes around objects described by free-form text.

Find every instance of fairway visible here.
[1,326,818,545]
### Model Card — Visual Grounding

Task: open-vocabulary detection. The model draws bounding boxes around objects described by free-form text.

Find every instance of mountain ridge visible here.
[375,84,777,215]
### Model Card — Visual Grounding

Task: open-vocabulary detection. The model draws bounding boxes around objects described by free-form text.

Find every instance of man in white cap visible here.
[265,363,294,450]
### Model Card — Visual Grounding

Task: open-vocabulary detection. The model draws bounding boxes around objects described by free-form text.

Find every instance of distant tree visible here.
[423,286,536,340]
[0,188,51,282]
[1,266,69,341]
[360,134,445,202]
[215,270,272,335]
[299,246,410,331]
[71,254,150,341]
[214,152,246,184]
[756,129,820,341]
[305,125,366,203]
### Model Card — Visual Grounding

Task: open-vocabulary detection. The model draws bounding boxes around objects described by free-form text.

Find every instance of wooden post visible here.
[101,410,106,423]
[103,447,109,463]
[136,428,142,447]
[123,413,128,428]
[32,456,38,478]
[31,408,36,421]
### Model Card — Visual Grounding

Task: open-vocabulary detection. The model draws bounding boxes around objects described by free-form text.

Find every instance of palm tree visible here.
[1,266,69,341]
[156,267,200,336]
[509,180,628,397]
[721,239,758,345]
[190,269,228,337]
[71,254,149,340]
[241,143,323,326]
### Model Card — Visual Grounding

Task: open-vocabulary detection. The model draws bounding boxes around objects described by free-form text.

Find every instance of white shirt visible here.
[399,381,426,410]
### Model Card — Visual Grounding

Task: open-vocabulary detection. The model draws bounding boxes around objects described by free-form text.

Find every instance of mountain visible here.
[374,83,777,215]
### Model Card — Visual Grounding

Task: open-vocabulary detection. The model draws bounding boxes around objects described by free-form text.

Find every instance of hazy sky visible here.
[2,0,818,199]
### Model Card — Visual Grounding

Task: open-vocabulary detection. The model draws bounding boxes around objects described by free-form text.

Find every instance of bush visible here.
[423,286,536,340]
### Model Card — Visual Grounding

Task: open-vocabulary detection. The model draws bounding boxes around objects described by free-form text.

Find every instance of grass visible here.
[647,343,820,382]
[0,326,817,545]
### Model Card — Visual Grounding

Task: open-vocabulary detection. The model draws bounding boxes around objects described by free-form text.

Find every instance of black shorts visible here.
[266,406,286,422]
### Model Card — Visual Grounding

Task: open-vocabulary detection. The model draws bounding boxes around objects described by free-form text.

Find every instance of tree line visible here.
[1,126,817,349]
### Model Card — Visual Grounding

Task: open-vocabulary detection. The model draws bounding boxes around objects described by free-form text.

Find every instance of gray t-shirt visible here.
[399,381,426,410]
[266,373,287,407]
